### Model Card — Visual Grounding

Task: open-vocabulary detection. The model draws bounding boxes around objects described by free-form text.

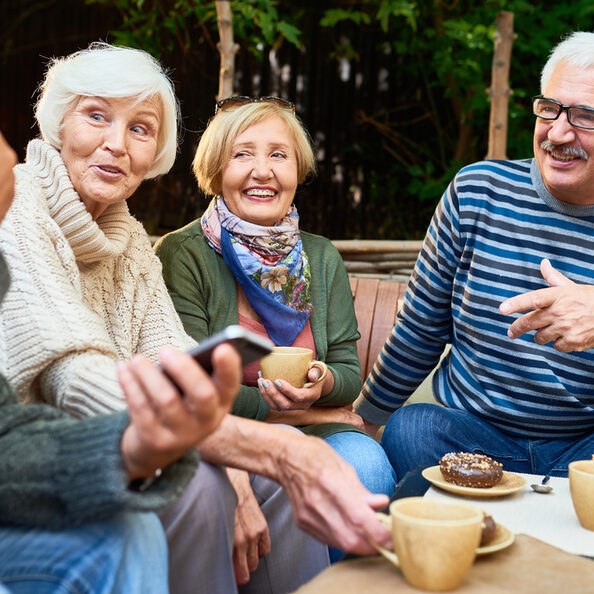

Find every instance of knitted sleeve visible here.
[0,173,194,418]
[154,229,213,341]
[128,223,197,361]
[353,176,461,424]
[0,175,127,415]
[0,374,198,529]
[306,235,362,407]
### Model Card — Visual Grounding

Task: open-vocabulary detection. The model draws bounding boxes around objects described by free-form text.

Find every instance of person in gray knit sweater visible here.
[0,134,240,590]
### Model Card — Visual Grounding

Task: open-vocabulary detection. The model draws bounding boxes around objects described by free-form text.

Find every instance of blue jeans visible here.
[0,512,167,593]
[325,431,396,497]
[381,403,594,481]
[324,430,396,564]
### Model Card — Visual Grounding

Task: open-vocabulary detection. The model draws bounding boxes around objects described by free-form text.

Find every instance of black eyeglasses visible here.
[532,95,594,130]
[215,96,296,115]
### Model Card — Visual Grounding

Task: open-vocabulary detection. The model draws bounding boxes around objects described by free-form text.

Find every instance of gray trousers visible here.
[158,462,330,594]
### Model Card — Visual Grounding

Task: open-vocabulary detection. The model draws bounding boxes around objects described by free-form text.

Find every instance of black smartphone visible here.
[182,325,273,375]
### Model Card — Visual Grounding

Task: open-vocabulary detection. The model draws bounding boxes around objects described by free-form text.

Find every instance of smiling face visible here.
[221,116,298,226]
[533,62,594,206]
[60,96,161,219]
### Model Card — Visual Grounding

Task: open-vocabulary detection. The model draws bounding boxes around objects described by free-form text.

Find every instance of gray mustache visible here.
[541,140,588,161]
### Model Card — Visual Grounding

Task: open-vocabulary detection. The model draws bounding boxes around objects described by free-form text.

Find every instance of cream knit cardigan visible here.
[0,140,195,417]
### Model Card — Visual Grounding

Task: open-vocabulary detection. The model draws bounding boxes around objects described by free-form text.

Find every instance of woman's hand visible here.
[361,419,381,438]
[257,364,334,410]
[227,468,271,586]
[266,405,365,430]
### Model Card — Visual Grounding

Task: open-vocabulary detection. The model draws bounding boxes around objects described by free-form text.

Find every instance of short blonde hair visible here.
[35,42,179,179]
[193,102,316,196]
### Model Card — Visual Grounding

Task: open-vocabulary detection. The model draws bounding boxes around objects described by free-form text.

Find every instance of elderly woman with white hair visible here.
[6,42,186,415]
[0,43,333,593]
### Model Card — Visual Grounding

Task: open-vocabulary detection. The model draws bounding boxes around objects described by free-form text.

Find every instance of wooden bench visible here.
[349,276,438,406]
[335,240,423,282]
[349,277,407,381]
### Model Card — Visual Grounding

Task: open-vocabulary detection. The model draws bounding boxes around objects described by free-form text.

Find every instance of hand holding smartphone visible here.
[157,326,273,386]
[184,325,273,374]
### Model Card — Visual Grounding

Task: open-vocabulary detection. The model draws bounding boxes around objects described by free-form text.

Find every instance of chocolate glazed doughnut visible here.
[439,452,503,488]
[480,513,497,546]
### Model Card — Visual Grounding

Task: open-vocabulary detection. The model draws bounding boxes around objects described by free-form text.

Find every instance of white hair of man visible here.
[35,41,179,178]
[540,31,594,93]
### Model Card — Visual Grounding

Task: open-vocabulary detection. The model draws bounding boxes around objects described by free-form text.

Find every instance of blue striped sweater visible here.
[354,159,594,438]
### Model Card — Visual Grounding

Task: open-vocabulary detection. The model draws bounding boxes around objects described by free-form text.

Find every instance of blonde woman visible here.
[156,97,396,564]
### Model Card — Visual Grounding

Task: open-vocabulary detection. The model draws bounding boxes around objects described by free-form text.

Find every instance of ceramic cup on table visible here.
[260,347,328,388]
[374,497,483,592]
[569,456,594,531]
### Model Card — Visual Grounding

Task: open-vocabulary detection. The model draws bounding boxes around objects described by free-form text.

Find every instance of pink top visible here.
[238,313,317,386]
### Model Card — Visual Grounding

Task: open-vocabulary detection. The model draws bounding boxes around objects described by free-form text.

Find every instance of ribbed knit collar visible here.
[531,158,594,218]
[25,139,131,263]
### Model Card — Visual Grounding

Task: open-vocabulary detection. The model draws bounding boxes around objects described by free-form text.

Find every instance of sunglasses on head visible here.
[214,96,296,115]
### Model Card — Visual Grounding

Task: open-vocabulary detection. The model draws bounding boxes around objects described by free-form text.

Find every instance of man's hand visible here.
[0,132,17,223]
[227,468,271,586]
[119,344,240,481]
[198,417,392,556]
[275,436,392,555]
[500,258,594,352]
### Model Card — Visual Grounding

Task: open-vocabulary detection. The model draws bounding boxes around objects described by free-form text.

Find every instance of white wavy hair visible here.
[35,42,179,178]
[541,31,594,93]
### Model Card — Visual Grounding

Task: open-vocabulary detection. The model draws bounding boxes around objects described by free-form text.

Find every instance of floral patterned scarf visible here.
[201,197,313,346]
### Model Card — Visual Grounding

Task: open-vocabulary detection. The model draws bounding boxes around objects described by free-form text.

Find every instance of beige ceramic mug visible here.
[569,455,594,531]
[260,347,328,388]
[374,497,483,592]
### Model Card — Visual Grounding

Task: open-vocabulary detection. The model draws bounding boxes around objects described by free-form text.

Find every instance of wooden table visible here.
[295,471,593,593]
[424,472,594,558]
[293,535,593,593]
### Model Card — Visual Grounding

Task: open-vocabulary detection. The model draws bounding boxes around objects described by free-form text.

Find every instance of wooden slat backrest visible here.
[349,276,358,298]
[349,277,406,380]
[365,282,401,378]
[350,278,379,380]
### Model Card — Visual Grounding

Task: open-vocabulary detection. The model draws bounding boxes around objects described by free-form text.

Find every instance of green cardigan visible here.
[155,222,362,438]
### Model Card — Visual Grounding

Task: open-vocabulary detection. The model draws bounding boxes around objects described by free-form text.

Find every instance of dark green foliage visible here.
[84,0,303,57]
[4,0,594,238]
[309,0,594,237]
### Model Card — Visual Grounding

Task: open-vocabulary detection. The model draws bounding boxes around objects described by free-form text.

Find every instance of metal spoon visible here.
[531,475,553,494]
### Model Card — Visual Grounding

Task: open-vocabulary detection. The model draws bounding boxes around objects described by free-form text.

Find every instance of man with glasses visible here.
[355,31,594,482]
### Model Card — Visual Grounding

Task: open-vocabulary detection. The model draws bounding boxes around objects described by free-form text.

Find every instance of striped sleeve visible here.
[353,169,463,424]
[355,159,594,437]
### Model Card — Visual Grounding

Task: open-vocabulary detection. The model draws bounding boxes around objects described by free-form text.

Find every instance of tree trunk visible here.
[485,11,516,159]
[215,0,238,101]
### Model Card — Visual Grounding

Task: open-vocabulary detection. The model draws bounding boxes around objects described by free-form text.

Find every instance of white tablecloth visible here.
[425,473,594,557]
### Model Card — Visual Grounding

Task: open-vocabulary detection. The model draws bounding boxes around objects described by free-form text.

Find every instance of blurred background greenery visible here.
[1,1,594,239]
